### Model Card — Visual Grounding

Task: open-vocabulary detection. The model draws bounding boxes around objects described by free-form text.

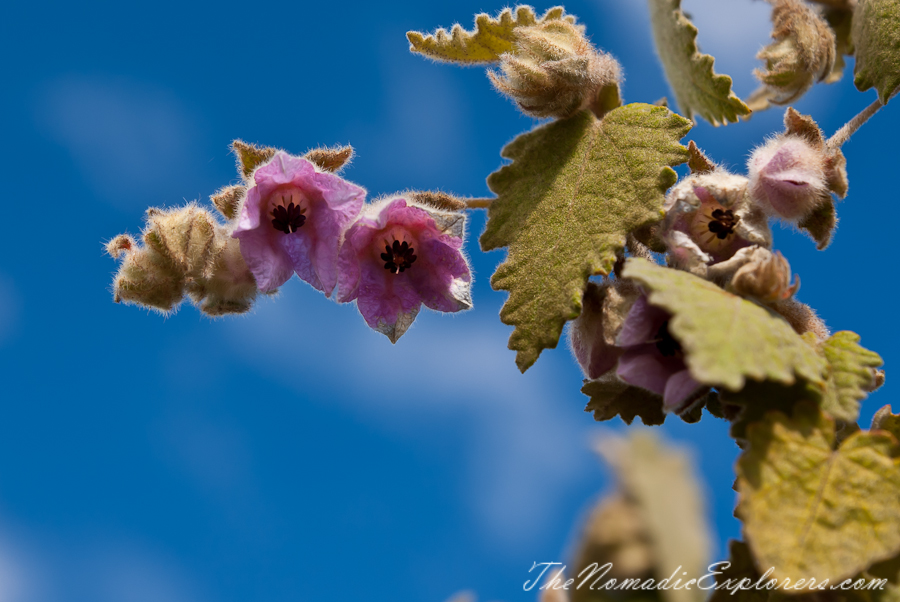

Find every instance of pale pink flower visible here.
[336,198,472,343]
[232,151,365,294]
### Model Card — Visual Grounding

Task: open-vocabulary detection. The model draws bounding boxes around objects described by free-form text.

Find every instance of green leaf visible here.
[647,0,751,125]
[582,375,667,426]
[596,431,711,602]
[820,331,883,423]
[406,6,575,64]
[736,403,900,586]
[722,379,820,443]
[481,106,691,371]
[853,0,900,102]
[622,258,828,392]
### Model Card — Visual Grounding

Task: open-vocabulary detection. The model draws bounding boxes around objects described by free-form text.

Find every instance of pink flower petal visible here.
[662,369,704,413]
[232,226,294,293]
[617,295,668,347]
[617,345,681,396]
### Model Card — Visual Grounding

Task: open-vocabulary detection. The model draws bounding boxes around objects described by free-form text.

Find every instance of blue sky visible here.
[1,0,898,600]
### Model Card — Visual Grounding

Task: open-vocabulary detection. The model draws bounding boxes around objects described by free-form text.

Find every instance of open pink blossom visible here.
[662,172,771,277]
[232,151,365,294]
[336,197,472,343]
[616,294,706,413]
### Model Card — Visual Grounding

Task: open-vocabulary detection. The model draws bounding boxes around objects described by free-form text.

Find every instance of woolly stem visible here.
[827,85,900,150]
[465,198,495,209]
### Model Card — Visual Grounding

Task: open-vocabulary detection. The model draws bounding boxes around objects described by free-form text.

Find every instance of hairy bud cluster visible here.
[106,204,258,316]
[489,20,622,118]
[748,0,836,109]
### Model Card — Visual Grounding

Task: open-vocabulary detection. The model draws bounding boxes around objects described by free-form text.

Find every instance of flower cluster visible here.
[570,107,848,416]
[107,144,473,341]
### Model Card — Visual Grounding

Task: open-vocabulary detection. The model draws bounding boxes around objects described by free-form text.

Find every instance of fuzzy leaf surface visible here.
[647,0,750,125]
[819,331,883,423]
[853,0,900,102]
[622,259,827,392]
[407,6,574,64]
[481,106,691,371]
[737,404,900,586]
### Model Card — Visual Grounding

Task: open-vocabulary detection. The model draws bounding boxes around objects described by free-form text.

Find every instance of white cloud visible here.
[0,274,21,348]
[34,76,207,210]
[340,37,475,193]
[221,282,597,547]
[0,529,203,602]
[607,0,773,96]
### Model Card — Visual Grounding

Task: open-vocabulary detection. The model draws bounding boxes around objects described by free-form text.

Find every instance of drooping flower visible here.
[232,151,366,294]
[615,295,706,413]
[336,197,472,343]
[662,171,771,277]
[747,109,847,229]
[569,281,639,379]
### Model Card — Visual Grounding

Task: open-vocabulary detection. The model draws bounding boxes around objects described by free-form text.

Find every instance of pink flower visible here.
[232,151,365,294]
[616,294,706,413]
[661,172,771,277]
[336,198,472,342]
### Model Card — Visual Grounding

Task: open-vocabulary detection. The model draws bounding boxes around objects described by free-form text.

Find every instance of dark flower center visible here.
[707,208,738,240]
[271,197,307,234]
[655,321,682,357]
[381,240,417,274]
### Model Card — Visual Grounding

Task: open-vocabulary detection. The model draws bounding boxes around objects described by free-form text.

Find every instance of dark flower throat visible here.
[382,240,417,274]
[655,321,682,357]
[707,208,738,240]
[271,201,306,234]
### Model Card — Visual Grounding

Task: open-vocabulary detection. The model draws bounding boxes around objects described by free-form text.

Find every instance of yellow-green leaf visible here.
[873,405,900,441]
[406,6,575,65]
[737,403,900,586]
[481,105,691,372]
[853,0,900,102]
[597,431,711,602]
[820,331,883,423]
[647,0,750,125]
[622,258,827,392]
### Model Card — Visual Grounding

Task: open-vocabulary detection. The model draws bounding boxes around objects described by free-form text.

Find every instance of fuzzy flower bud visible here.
[729,248,800,303]
[107,205,260,316]
[771,297,830,342]
[186,234,258,316]
[488,20,623,119]
[748,109,847,248]
[748,0,836,110]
